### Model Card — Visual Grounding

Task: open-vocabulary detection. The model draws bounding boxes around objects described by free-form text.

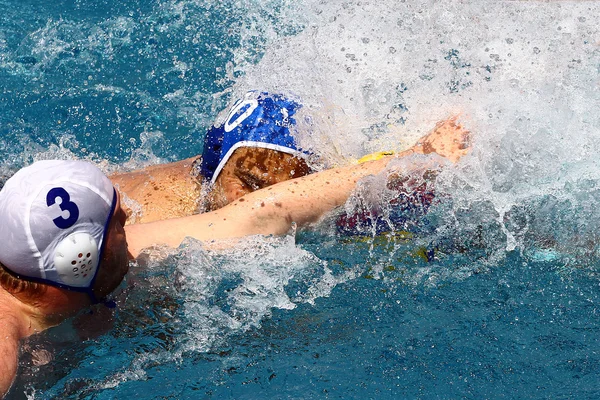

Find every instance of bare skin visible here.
[124,154,400,256]
[109,157,201,224]
[0,292,29,395]
[109,117,468,224]
[0,117,470,397]
[108,151,311,223]
[414,116,470,163]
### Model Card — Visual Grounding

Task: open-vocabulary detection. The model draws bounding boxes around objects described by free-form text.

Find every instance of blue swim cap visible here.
[200,91,308,184]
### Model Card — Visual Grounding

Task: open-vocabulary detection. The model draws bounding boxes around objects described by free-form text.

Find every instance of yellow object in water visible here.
[350,153,437,264]
[357,150,396,164]
[345,230,435,263]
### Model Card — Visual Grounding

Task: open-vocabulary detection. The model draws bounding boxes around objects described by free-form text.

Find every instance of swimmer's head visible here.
[206,147,311,210]
[0,160,129,308]
[200,91,314,209]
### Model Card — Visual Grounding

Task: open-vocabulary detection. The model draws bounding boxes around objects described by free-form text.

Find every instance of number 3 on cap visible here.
[46,187,80,229]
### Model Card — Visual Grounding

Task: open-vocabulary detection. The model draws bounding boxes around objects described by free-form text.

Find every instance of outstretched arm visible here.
[124,118,470,257]
[124,154,394,256]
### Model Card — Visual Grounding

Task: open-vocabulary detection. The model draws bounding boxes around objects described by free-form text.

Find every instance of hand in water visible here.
[414,116,471,163]
[380,116,471,216]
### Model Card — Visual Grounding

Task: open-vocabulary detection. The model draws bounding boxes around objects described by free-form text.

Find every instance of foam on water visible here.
[232,0,600,163]
[175,233,334,350]
[228,0,600,268]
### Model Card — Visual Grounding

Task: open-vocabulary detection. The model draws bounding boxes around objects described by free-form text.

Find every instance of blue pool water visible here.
[3,0,600,398]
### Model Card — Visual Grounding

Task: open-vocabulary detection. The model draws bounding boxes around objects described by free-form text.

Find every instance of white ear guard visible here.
[53,232,99,288]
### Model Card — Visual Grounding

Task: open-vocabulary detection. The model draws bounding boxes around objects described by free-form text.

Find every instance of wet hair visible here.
[0,262,48,299]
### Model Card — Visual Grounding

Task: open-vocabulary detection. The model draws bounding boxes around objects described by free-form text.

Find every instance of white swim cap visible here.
[0,160,116,294]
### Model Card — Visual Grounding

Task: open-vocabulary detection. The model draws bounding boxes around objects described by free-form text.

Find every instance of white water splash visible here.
[225,0,600,264]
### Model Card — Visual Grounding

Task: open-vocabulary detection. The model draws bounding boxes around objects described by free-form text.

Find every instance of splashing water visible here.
[231,0,600,269]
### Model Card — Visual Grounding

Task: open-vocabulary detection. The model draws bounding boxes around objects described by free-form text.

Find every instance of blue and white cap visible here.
[200,91,310,184]
[0,160,116,295]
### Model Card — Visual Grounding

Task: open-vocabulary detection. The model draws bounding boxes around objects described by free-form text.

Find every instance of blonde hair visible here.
[0,263,47,299]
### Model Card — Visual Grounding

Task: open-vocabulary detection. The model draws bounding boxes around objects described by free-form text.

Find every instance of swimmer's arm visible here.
[0,318,20,398]
[124,155,396,257]
[124,118,471,256]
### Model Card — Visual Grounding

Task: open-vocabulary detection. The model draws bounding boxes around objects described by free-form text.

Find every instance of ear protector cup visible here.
[53,232,99,287]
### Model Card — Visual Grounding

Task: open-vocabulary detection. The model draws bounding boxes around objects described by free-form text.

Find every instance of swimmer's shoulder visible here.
[110,157,203,224]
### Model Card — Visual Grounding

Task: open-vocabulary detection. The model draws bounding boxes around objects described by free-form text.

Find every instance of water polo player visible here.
[0,106,469,397]
[110,91,314,223]
[110,91,467,228]
[0,161,130,395]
